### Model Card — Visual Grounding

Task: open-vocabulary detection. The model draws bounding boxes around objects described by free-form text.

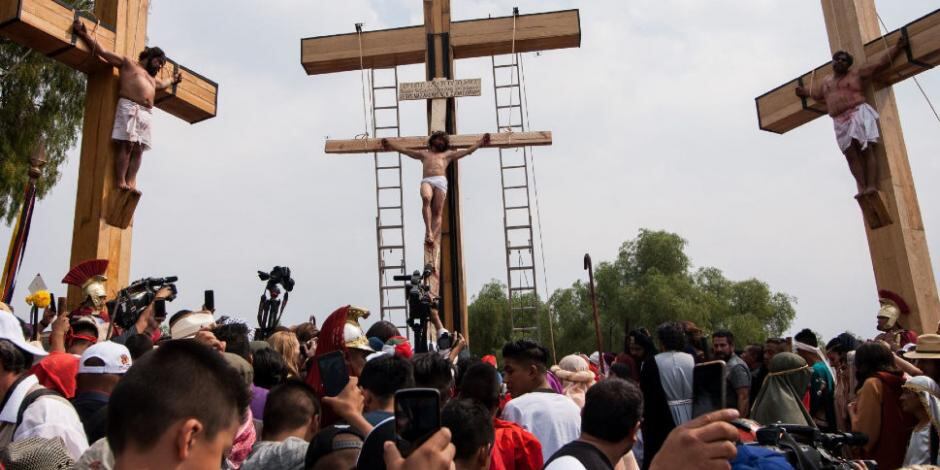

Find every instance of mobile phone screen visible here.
[692,360,727,417]
[317,350,349,397]
[154,299,167,320]
[395,388,441,456]
[204,290,215,312]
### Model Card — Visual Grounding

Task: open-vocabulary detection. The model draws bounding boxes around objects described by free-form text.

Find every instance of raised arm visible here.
[859,34,908,79]
[381,138,425,160]
[450,133,491,161]
[72,19,125,68]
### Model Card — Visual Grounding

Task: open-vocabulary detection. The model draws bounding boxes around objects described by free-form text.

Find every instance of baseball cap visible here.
[0,312,47,361]
[170,313,215,339]
[79,341,132,374]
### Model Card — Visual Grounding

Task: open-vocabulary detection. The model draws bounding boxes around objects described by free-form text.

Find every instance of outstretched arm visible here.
[795,81,825,101]
[157,71,183,91]
[860,34,908,79]
[72,19,125,67]
[381,138,425,160]
[450,133,490,161]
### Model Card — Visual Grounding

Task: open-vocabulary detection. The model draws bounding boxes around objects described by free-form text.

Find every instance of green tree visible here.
[467,280,512,357]
[0,1,91,222]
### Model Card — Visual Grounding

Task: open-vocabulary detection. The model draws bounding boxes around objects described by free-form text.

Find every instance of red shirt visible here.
[491,418,543,470]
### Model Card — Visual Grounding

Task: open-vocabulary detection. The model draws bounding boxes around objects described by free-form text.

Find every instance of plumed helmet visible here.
[878,289,910,329]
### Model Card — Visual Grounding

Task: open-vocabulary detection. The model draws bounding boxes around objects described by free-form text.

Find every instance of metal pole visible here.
[583,254,604,374]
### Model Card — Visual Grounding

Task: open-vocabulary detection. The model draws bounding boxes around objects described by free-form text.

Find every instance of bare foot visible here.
[117,182,131,192]
[425,232,434,245]
[131,187,142,196]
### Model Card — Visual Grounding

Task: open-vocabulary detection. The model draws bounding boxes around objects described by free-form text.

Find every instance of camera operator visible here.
[111,286,174,345]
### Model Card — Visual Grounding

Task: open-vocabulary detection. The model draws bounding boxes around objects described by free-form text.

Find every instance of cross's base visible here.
[855,190,893,230]
[106,189,141,229]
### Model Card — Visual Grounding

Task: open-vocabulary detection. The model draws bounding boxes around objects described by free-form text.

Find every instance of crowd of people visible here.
[1,281,939,469]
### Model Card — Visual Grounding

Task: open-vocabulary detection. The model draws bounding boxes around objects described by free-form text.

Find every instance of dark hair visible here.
[712,330,735,346]
[428,131,450,150]
[412,353,454,400]
[855,341,897,390]
[826,332,860,354]
[766,337,786,346]
[359,355,414,400]
[441,399,494,461]
[457,362,501,411]
[107,340,250,456]
[656,322,686,352]
[138,46,166,63]
[0,339,30,374]
[213,322,251,362]
[295,322,318,343]
[70,318,99,338]
[502,340,550,371]
[833,50,854,67]
[609,363,634,382]
[365,321,399,344]
[253,347,289,389]
[455,356,481,390]
[627,329,658,358]
[794,329,818,347]
[582,378,643,443]
[262,380,320,440]
[744,344,764,363]
[124,334,153,360]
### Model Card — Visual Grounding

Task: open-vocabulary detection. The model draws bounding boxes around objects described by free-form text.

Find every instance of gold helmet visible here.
[342,306,374,352]
[62,259,109,309]
[877,289,910,329]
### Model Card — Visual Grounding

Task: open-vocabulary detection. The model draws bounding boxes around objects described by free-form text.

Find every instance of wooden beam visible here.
[755,8,940,134]
[0,0,218,123]
[324,131,552,154]
[300,9,581,75]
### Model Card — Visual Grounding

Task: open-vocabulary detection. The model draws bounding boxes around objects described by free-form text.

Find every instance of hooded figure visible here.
[550,354,596,408]
[750,352,814,427]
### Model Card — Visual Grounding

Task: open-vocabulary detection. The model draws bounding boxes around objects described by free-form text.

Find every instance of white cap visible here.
[170,313,215,339]
[0,312,48,360]
[79,341,132,375]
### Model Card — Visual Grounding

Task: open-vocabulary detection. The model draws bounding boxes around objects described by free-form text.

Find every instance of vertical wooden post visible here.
[820,0,940,333]
[67,0,149,308]
[423,0,468,336]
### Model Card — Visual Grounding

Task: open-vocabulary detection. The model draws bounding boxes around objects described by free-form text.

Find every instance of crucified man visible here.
[795,35,907,197]
[73,19,182,195]
[382,132,490,245]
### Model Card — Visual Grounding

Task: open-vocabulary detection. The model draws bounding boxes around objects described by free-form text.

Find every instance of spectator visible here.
[827,332,860,432]
[123,333,153,359]
[413,353,454,406]
[900,375,940,466]
[741,343,766,402]
[904,334,940,384]
[608,362,635,382]
[360,354,414,426]
[268,331,302,379]
[638,322,694,469]
[612,353,639,382]
[851,341,914,469]
[750,352,813,426]
[458,362,543,470]
[711,330,751,418]
[106,340,250,468]
[550,354,595,408]
[545,378,643,470]
[306,424,365,470]
[764,337,788,363]
[0,312,88,459]
[442,399,495,470]
[242,380,320,470]
[501,339,580,461]
[214,321,252,362]
[72,341,132,444]
[794,328,837,431]
[627,329,657,373]
[366,321,400,344]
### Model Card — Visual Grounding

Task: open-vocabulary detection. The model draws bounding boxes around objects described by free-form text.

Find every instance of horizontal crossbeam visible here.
[325,131,552,154]
[301,9,580,75]
[0,0,217,123]
[755,8,940,134]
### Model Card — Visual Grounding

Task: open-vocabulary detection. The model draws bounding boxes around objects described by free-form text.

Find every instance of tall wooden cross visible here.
[756,2,940,333]
[301,1,580,334]
[1,0,218,307]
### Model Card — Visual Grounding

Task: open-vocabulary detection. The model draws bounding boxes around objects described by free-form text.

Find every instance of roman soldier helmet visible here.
[878,289,910,329]
[62,259,109,309]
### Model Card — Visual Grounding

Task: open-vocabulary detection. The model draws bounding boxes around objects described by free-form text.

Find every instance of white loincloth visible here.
[111,97,153,151]
[832,103,879,152]
[421,176,448,193]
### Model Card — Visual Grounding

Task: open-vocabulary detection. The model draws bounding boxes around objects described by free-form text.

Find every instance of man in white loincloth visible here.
[382,132,489,245]
[795,36,907,196]
[73,19,182,195]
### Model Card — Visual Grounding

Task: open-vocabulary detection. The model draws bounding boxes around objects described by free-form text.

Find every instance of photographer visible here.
[111,285,174,345]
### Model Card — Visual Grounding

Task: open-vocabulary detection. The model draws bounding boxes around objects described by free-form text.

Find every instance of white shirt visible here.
[544,455,587,470]
[0,375,89,459]
[904,423,931,466]
[502,390,581,462]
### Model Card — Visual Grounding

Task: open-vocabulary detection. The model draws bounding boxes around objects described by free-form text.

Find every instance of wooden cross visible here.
[0,0,218,307]
[755,3,940,333]
[301,2,579,334]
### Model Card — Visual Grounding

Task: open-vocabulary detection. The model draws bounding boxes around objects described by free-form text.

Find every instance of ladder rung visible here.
[508,245,533,250]
[378,224,404,230]
[494,64,517,69]
[377,165,401,170]
[380,265,405,270]
[512,327,538,331]
[378,186,401,190]
[509,266,535,271]
[505,225,531,230]
[513,306,539,311]
[381,285,407,290]
[374,85,397,90]
[505,205,529,210]
[496,104,521,110]
[378,205,402,210]
[498,126,523,131]
[495,84,520,89]
[381,306,408,311]
[510,287,535,291]
[374,106,398,110]
[503,185,528,190]
[376,125,399,130]
[379,244,405,250]
[501,164,527,170]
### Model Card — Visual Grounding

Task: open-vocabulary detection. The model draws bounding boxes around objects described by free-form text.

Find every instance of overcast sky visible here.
[3,1,940,344]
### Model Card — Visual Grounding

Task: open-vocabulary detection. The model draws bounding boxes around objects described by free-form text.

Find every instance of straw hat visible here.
[904,334,940,360]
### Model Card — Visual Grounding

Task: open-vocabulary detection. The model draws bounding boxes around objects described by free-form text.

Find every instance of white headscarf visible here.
[794,341,837,386]
[904,375,940,432]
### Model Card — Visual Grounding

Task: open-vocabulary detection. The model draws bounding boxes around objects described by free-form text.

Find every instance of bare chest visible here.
[823,74,862,96]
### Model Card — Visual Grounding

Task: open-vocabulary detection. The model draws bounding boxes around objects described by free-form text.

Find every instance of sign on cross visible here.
[0,0,218,306]
[755,2,940,334]
[300,3,580,334]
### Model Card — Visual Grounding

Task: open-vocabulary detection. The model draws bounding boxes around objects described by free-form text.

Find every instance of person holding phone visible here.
[441,399,495,470]
[711,330,751,418]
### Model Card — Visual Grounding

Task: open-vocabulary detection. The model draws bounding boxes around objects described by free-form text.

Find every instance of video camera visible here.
[112,276,178,330]
[258,266,295,293]
[393,264,439,353]
[255,266,295,340]
[749,424,874,470]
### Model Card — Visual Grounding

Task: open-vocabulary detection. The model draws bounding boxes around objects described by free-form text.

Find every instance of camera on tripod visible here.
[256,266,295,340]
[112,276,178,330]
[393,265,439,353]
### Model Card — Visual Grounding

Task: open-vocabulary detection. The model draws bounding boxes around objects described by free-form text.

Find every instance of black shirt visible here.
[544,440,614,470]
